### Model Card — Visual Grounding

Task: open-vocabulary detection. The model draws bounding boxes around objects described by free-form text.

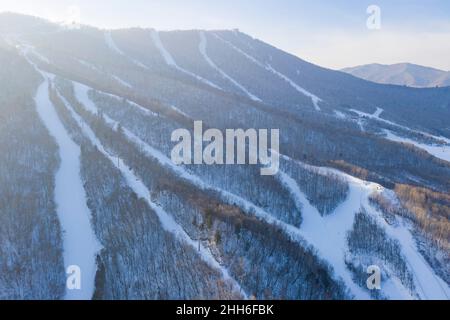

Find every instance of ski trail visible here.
[72,82,363,297]
[334,110,365,131]
[213,33,322,110]
[19,44,102,300]
[276,171,371,299]
[150,30,222,90]
[350,108,450,162]
[198,31,261,102]
[383,130,450,163]
[362,193,450,300]
[104,31,150,70]
[110,75,133,88]
[373,107,384,118]
[78,59,133,89]
[280,153,450,299]
[350,108,450,144]
[63,84,246,299]
[75,81,449,300]
[265,64,322,111]
[33,77,101,300]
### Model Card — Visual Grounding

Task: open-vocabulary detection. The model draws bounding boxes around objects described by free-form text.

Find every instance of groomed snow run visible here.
[104,31,150,70]
[279,153,450,300]
[33,75,101,300]
[65,83,246,299]
[213,33,323,111]
[350,108,450,144]
[198,31,261,102]
[150,30,221,90]
[276,171,372,299]
[74,81,449,300]
[72,82,365,298]
[384,130,450,163]
[349,108,450,163]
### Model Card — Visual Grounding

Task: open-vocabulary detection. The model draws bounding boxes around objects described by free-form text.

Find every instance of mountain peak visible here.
[342,62,450,88]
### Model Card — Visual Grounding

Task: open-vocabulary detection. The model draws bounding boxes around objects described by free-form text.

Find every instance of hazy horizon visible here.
[1,1,450,71]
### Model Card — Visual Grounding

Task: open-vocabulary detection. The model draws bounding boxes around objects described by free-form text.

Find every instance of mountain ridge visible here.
[342,62,450,88]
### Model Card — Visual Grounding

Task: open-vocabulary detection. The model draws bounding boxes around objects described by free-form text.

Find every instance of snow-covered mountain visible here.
[342,63,450,88]
[0,12,449,300]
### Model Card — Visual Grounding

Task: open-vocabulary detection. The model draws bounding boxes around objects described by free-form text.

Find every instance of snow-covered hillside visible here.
[0,13,449,300]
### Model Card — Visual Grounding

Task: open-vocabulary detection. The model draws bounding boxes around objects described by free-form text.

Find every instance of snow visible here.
[150,30,222,90]
[69,82,246,298]
[104,31,125,56]
[384,130,450,163]
[373,107,384,118]
[111,75,133,88]
[361,191,450,300]
[280,153,450,300]
[350,108,450,144]
[78,59,132,88]
[213,33,323,111]
[71,81,372,298]
[18,43,102,300]
[33,76,101,300]
[104,31,149,70]
[349,108,450,162]
[266,64,322,111]
[76,80,437,300]
[198,31,261,102]
[333,110,365,131]
[277,171,371,299]
[78,59,102,73]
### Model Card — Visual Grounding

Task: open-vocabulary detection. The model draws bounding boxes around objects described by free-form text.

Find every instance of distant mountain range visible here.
[342,63,450,88]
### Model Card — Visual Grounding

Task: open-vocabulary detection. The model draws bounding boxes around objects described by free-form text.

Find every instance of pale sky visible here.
[1,0,450,70]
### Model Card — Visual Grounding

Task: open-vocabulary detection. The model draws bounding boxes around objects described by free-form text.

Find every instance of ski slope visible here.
[384,130,450,163]
[150,30,221,90]
[19,43,102,300]
[69,77,450,300]
[33,76,101,300]
[280,153,450,300]
[71,82,367,298]
[198,31,261,102]
[213,33,323,111]
[68,82,246,299]
[349,108,450,163]
[104,31,150,70]
[276,171,371,299]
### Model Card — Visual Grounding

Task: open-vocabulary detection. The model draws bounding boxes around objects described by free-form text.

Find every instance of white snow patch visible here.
[104,31,149,70]
[350,108,450,144]
[277,171,371,299]
[333,110,365,131]
[69,83,246,298]
[280,152,450,300]
[198,31,261,102]
[74,80,450,300]
[33,76,101,300]
[73,82,368,298]
[373,107,384,118]
[266,64,322,111]
[20,45,102,300]
[383,130,450,163]
[150,30,221,90]
[213,33,323,110]
[110,75,133,88]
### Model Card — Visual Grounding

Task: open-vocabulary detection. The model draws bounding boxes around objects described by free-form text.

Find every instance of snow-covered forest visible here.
[0,12,449,300]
